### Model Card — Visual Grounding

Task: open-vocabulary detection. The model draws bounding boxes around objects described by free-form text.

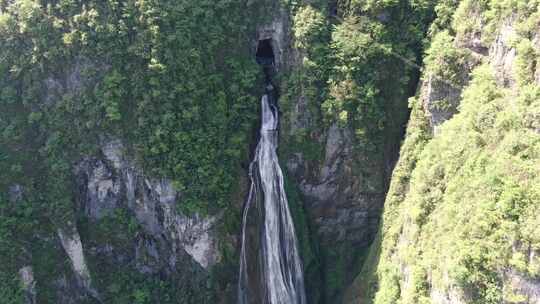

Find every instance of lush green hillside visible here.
[0,0,270,215]
[280,1,438,301]
[0,0,269,302]
[350,1,540,303]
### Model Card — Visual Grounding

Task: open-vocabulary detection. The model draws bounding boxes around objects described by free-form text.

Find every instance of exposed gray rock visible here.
[430,287,466,304]
[85,159,120,219]
[44,57,109,107]
[54,274,94,304]
[504,269,540,304]
[256,7,290,71]
[101,139,125,170]
[489,15,518,87]
[19,266,36,304]
[286,152,304,173]
[8,184,23,203]
[291,126,386,303]
[421,35,481,134]
[57,224,100,300]
[282,5,390,264]
[135,236,161,274]
[421,75,464,134]
[421,9,507,135]
[76,138,220,271]
[421,14,538,138]
[320,123,348,182]
[288,122,383,247]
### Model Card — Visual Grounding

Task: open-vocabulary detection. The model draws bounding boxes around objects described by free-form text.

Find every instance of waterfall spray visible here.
[237,89,307,304]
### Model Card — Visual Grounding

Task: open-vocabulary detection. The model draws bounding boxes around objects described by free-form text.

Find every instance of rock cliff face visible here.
[287,122,384,249]
[261,3,411,303]
[69,138,224,302]
[76,139,220,271]
[7,1,538,304]
[504,270,540,304]
[28,55,226,302]
[19,266,36,304]
[57,224,98,300]
[15,136,226,304]
[23,54,227,303]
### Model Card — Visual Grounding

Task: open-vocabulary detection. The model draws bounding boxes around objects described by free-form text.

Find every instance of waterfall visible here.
[238,91,307,304]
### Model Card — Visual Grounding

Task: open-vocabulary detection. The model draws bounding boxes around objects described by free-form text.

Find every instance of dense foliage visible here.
[2,0,538,303]
[0,0,266,216]
[0,0,270,301]
[377,66,540,304]
[0,195,25,304]
[283,0,439,149]
[353,1,540,303]
[280,0,440,302]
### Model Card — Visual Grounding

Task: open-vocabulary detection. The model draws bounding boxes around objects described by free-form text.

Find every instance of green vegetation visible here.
[352,1,540,303]
[373,63,540,304]
[280,1,440,301]
[2,0,539,302]
[79,209,216,304]
[0,0,271,301]
[0,195,25,304]
[0,0,268,217]
[283,0,438,148]
[0,190,74,303]
[424,30,471,85]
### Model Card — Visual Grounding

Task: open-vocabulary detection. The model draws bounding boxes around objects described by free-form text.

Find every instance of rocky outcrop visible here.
[42,51,223,279]
[267,3,401,302]
[420,13,524,136]
[283,66,388,302]
[430,287,466,304]
[44,57,108,107]
[504,270,540,304]
[490,15,518,87]
[19,266,36,304]
[256,6,290,72]
[57,225,99,300]
[76,138,221,271]
[37,55,222,302]
[421,44,479,134]
[288,123,384,248]
[421,74,465,134]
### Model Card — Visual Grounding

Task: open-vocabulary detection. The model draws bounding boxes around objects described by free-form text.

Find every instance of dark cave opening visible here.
[254,38,278,97]
[256,39,275,66]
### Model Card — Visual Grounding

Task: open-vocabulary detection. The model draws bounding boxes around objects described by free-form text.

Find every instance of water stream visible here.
[237,88,307,304]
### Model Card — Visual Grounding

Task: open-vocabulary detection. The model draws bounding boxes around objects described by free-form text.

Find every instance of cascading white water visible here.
[238,93,307,304]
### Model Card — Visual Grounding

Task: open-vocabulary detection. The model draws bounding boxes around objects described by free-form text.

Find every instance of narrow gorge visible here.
[238,37,307,304]
[0,1,539,304]
[238,89,307,303]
